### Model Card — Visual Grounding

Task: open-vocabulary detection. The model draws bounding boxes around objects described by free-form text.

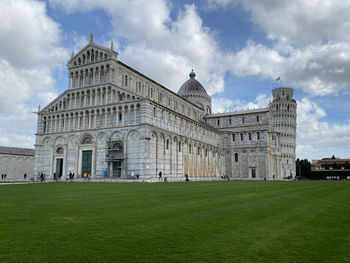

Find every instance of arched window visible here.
[178,142,182,152]
[82,136,92,144]
[100,71,105,83]
[89,73,93,85]
[217,119,220,126]
[166,139,169,150]
[235,153,238,162]
[79,75,83,87]
[124,75,128,87]
[249,133,252,140]
[91,51,94,62]
[256,116,260,122]
[43,120,47,133]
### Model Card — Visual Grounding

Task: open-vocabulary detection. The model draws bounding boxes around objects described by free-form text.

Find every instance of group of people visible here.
[158,171,190,182]
[1,173,8,180]
[221,175,230,180]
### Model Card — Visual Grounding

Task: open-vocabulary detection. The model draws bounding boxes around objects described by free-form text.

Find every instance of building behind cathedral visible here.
[34,36,297,180]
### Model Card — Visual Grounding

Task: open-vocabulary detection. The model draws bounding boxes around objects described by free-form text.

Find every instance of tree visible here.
[296,159,311,178]
[345,162,350,169]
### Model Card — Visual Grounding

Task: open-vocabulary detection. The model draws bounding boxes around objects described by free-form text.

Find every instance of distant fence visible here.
[310,170,350,180]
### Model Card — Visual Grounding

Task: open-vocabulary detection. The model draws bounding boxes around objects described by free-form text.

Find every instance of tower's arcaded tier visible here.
[270,87,297,178]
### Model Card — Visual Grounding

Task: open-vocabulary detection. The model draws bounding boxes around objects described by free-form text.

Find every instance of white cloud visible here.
[0,0,67,69]
[296,97,350,160]
[206,0,350,96]
[226,41,350,96]
[72,31,89,54]
[0,0,69,148]
[49,0,227,95]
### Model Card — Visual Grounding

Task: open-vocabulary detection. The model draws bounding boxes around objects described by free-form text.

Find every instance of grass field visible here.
[0,181,349,263]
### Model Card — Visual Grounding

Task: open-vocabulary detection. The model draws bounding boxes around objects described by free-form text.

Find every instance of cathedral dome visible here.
[178,70,212,114]
[178,70,209,97]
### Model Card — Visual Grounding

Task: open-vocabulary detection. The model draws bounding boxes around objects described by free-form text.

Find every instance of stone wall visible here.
[0,153,34,180]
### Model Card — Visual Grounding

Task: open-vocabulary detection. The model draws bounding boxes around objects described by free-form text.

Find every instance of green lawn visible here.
[0,181,349,263]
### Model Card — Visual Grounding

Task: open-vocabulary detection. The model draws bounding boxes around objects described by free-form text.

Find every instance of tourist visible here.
[24,173,27,180]
[1,174,3,180]
[159,171,162,180]
[185,174,189,182]
[136,174,139,180]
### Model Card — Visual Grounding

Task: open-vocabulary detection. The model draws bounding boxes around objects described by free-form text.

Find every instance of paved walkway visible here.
[0,182,35,185]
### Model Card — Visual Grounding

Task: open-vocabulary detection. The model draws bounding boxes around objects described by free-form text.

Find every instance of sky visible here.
[0,0,349,160]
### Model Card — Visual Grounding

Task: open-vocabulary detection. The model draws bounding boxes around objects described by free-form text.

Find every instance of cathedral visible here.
[34,35,297,181]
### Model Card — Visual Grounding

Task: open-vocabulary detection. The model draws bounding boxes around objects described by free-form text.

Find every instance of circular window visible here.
[56,147,63,154]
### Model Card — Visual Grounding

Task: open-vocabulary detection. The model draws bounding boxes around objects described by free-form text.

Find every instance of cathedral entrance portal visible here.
[81,150,92,177]
[112,161,122,178]
[56,158,63,178]
[251,168,256,178]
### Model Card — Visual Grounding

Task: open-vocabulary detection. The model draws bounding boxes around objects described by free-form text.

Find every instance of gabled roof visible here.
[67,41,118,66]
[0,146,35,156]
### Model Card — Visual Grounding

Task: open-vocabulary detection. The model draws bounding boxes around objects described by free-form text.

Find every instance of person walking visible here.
[158,171,162,180]
[24,173,27,180]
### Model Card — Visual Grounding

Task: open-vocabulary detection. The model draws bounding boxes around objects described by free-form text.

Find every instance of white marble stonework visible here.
[0,147,34,180]
[34,36,297,180]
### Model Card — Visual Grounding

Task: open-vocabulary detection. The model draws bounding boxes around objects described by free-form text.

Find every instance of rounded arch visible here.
[96,131,107,144]
[150,131,158,141]
[41,136,52,145]
[66,135,77,145]
[110,131,124,141]
[79,133,94,145]
[54,136,65,145]
[158,132,165,142]
[127,129,141,141]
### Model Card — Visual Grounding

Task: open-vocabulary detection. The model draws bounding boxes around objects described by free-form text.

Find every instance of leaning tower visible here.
[270,87,297,178]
